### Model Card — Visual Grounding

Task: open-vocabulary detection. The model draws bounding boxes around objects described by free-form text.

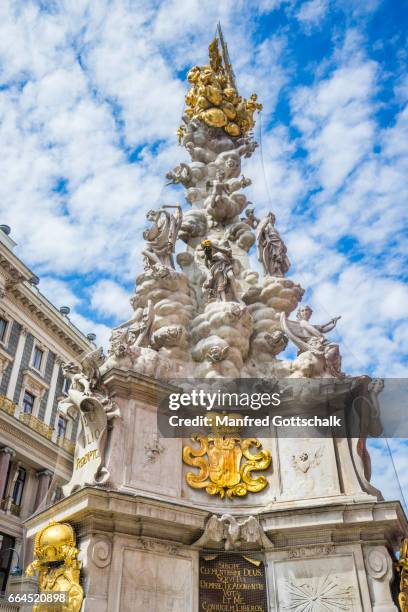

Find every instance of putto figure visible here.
[281,305,342,377]
[242,207,259,229]
[142,204,182,270]
[256,211,290,277]
[204,169,249,225]
[110,299,155,354]
[202,239,241,303]
[26,520,83,612]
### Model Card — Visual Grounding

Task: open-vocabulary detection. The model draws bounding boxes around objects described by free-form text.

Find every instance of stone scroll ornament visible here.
[59,347,120,496]
[26,520,83,612]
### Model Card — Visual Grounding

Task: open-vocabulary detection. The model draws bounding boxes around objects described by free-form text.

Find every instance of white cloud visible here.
[369,439,408,510]
[69,310,112,350]
[296,0,329,30]
[90,279,132,322]
[291,58,377,191]
[38,277,81,311]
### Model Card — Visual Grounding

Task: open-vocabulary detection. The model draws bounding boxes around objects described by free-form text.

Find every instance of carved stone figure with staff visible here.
[142,204,182,270]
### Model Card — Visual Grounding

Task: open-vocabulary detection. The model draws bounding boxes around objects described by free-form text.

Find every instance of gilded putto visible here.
[25,520,83,612]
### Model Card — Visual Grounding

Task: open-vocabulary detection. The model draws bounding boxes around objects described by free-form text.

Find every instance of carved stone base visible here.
[24,488,405,611]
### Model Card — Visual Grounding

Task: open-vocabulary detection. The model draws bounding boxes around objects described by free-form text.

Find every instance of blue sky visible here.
[0,0,407,503]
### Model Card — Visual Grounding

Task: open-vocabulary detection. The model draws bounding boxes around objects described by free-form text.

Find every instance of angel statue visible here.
[165,163,192,187]
[280,304,343,378]
[201,239,241,303]
[142,204,182,270]
[206,169,230,211]
[59,348,119,496]
[256,212,290,277]
[109,300,155,357]
[205,169,248,224]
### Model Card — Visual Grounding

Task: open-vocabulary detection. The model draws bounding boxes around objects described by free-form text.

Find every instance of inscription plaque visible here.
[199,554,268,612]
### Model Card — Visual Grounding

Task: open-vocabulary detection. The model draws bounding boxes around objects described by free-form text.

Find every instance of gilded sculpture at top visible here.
[180,24,262,138]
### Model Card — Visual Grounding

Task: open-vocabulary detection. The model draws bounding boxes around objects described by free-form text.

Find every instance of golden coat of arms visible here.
[183,433,271,498]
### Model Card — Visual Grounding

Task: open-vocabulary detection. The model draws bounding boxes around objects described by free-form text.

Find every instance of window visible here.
[11,468,26,506]
[57,415,67,438]
[62,377,71,395]
[0,318,7,343]
[32,346,44,371]
[0,533,15,594]
[22,391,35,414]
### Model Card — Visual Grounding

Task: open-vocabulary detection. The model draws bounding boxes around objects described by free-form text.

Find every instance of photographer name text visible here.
[168,414,342,428]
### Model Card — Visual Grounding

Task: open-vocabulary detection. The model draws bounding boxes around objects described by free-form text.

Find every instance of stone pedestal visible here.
[23,371,406,611]
[24,488,404,611]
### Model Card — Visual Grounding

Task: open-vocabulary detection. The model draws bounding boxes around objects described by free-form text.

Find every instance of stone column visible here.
[12,536,23,573]
[4,460,20,513]
[0,447,15,500]
[43,356,63,428]
[34,470,53,511]
[6,326,28,401]
[19,468,36,519]
[19,534,35,573]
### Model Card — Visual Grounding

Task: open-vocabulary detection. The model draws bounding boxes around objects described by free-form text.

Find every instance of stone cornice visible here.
[0,245,32,286]
[102,368,180,402]
[25,487,208,541]
[8,286,91,357]
[0,513,24,539]
[24,488,407,553]
[21,368,50,397]
[260,499,408,549]
[1,242,92,357]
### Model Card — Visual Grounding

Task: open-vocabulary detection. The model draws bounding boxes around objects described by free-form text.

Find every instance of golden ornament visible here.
[183,419,271,499]
[179,25,262,139]
[397,538,408,611]
[25,520,83,612]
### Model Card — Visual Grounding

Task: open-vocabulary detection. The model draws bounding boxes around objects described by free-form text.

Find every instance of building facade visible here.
[0,225,92,593]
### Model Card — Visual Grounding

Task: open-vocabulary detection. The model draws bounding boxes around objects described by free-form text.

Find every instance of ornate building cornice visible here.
[0,243,92,357]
